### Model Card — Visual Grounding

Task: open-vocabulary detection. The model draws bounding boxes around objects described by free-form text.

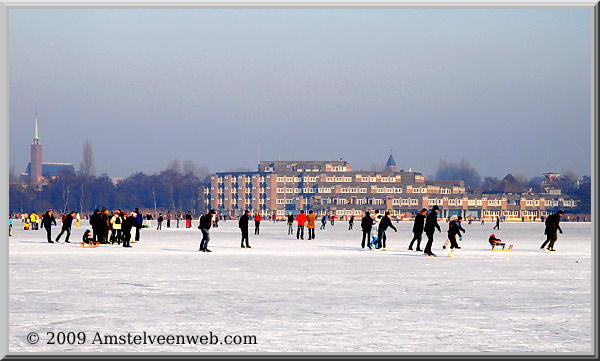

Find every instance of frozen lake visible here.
[8,219,593,354]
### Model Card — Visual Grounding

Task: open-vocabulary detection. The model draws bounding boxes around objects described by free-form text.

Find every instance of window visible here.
[277,177,284,182]
[359,188,367,193]
[413,188,420,193]
[286,177,293,182]
[277,188,284,193]
[410,199,418,205]
[326,177,334,182]
[277,199,285,204]
[286,199,294,204]
[394,188,402,193]
[344,177,352,182]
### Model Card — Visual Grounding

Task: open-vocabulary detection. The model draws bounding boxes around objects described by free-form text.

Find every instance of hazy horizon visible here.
[9,8,593,180]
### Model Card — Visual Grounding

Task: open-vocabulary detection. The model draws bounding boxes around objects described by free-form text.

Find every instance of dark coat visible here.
[361,216,373,232]
[424,211,441,233]
[61,214,74,229]
[544,213,563,235]
[41,212,56,229]
[122,215,136,233]
[200,213,213,230]
[90,212,102,229]
[379,215,397,232]
[239,214,249,229]
[287,214,294,223]
[412,213,425,234]
[448,220,465,238]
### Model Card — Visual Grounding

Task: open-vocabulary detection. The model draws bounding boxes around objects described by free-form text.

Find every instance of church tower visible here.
[30,113,42,183]
[384,149,397,172]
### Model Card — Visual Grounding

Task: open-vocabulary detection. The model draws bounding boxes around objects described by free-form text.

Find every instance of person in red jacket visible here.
[295,210,307,240]
[254,211,262,235]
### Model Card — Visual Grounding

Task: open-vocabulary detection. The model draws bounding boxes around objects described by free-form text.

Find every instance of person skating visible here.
[177,211,182,228]
[76,212,80,228]
[348,215,354,230]
[55,211,76,243]
[360,211,373,249]
[409,208,427,251]
[376,211,397,251]
[198,209,216,252]
[541,210,564,251]
[239,210,251,248]
[295,210,307,240]
[320,215,327,230]
[157,213,163,230]
[443,216,465,250]
[254,212,261,235]
[493,216,500,230]
[41,209,57,243]
[166,211,171,228]
[287,212,294,235]
[307,210,317,240]
[8,214,12,237]
[146,212,153,229]
[423,205,441,257]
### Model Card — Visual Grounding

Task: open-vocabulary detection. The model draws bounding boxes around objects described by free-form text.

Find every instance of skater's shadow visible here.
[162,248,199,253]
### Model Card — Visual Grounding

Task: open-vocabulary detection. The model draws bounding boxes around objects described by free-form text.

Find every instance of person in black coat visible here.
[541,210,564,251]
[423,205,441,257]
[239,210,251,248]
[409,208,427,251]
[348,215,354,230]
[444,216,466,250]
[360,211,373,249]
[89,209,103,244]
[55,211,76,243]
[41,209,57,243]
[376,211,397,250]
[198,209,215,252]
[287,213,294,235]
[121,212,136,248]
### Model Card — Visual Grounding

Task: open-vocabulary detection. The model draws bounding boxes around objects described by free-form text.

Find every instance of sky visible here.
[8,8,593,180]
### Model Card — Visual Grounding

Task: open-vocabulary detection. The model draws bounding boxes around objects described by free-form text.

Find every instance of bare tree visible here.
[167,160,182,174]
[9,166,17,183]
[435,158,482,188]
[512,173,530,188]
[183,160,210,179]
[81,140,96,177]
[369,163,384,172]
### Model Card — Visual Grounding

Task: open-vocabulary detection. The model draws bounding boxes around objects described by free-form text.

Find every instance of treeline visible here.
[9,162,211,215]
[434,159,591,214]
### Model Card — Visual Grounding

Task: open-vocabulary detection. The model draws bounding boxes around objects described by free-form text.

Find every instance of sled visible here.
[490,244,513,251]
[80,242,99,248]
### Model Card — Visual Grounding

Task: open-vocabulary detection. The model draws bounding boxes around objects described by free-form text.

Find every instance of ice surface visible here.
[9,220,593,353]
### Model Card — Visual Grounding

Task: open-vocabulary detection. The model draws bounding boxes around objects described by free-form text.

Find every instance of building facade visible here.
[205,157,577,221]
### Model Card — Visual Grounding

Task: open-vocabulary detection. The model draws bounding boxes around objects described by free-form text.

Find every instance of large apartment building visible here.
[204,156,578,221]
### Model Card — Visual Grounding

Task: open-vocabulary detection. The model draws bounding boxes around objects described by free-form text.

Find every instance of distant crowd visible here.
[8,207,569,255]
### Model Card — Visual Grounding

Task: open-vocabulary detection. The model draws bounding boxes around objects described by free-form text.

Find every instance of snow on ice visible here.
[9,220,592,353]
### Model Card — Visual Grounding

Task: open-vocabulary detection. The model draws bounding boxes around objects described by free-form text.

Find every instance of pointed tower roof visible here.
[385,152,396,167]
